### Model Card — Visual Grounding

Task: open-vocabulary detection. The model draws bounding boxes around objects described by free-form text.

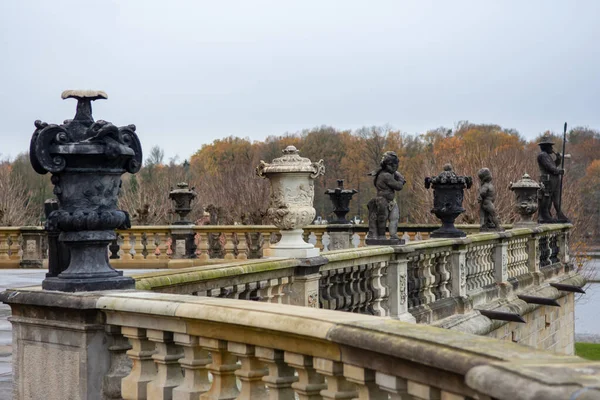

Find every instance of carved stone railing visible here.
[2,287,599,400]
[132,224,576,326]
[0,224,455,269]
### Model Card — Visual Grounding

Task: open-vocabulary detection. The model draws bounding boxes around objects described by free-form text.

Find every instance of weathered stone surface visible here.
[257,146,325,258]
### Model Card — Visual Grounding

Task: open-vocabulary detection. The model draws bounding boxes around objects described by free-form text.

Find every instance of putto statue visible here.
[366,151,406,245]
[537,135,569,223]
[477,168,503,232]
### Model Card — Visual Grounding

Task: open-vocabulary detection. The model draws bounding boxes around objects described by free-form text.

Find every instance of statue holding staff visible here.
[537,130,569,223]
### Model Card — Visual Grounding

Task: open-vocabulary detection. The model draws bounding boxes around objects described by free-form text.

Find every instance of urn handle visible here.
[310,159,325,179]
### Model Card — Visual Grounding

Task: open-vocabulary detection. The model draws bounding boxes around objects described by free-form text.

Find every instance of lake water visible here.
[575,258,600,340]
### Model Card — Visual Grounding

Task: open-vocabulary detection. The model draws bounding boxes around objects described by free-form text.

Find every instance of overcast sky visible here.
[1,0,599,162]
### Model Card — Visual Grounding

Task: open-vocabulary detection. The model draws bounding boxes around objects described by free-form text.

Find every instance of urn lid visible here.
[425,164,473,189]
[256,146,325,178]
[169,182,197,198]
[509,173,541,190]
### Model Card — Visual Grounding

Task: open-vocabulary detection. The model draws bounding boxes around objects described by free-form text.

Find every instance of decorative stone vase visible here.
[425,164,473,238]
[256,146,325,258]
[324,179,358,224]
[169,182,197,225]
[30,90,142,292]
[509,173,541,227]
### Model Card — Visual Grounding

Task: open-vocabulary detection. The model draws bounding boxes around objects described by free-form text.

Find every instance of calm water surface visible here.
[575,258,600,336]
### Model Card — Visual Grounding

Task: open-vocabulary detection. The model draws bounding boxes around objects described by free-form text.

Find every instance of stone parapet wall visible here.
[488,293,575,355]
[2,288,600,400]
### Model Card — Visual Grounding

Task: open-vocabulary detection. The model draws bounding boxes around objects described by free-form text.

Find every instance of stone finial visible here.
[61,90,108,100]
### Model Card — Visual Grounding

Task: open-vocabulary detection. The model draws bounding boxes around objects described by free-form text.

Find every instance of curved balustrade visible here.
[2,287,598,400]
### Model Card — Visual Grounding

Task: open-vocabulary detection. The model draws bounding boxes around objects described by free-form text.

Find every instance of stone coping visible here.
[126,223,572,290]
[132,258,300,290]
[1,286,599,399]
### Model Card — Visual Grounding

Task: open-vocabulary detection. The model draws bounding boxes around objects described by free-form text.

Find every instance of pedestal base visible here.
[365,238,405,246]
[430,228,466,238]
[42,274,135,292]
[263,229,320,258]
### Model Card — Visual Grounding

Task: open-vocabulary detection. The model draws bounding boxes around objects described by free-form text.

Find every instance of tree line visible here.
[2,122,599,245]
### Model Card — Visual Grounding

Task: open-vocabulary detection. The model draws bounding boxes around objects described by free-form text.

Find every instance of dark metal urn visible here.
[324,179,358,224]
[425,164,473,238]
[30,90,142,292]
[169,182,197,225]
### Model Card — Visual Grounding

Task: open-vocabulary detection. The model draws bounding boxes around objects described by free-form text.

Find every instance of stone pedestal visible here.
[264,229,320,258]
[19,228,44,268]
[326,224,354,251]
[0,289,110,400]
[170,226,197,259]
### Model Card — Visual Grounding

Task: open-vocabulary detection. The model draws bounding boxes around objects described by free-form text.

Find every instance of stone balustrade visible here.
[131,224,576,328]
[1,286,598,400]
[0,224,462,269]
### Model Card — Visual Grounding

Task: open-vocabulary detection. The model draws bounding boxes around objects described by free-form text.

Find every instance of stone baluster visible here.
[132,231,145,260]
[407,232,417,242]
[357,231,367,248]
[285,352,326,400]
[8,233,20,260]
[236,233,248,260]
[368,261,388,316]
[103,325,133,399]
[434,251,451,300]
[146,330,184,400]
[343,365,388,400]
[121,232,133,260]
[158,232,170,260]
[261,230,273,254]
[558,228,570,266]
[0,232,9,260]
[417,253,436,305]
[173,333,212,399]
[196,231,210,261]
[121,327,157,400]
[407,380,442,400]
[223,233,236,260]
[420,231,431,240]
[313,231,325,251]
[375,372,410,400]
[314,358,357,399]
[146,232,159,259]
[228,342,268,399]
[199,338,240,400]
[302,230,310,243]
[256,347,298,400]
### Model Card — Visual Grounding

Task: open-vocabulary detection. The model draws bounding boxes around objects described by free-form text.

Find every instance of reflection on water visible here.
[575,258,600,335]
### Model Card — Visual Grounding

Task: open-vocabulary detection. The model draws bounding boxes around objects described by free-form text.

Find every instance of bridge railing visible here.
[1,286,597,400]
[133,224,574,325]
[0,223,469,269]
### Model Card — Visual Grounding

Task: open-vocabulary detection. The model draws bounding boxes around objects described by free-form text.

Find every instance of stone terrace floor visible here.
[0,269,162,400]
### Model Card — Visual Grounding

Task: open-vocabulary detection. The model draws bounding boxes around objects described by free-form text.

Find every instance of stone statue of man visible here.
[366,151,406,243]
[537,135,569,223]
[477,168,503,232]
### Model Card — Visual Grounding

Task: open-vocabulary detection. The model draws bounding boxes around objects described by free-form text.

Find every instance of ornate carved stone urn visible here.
[425,164,473,238]
[30,90,142,291]
[324,179,358,224]
[256,146,325,258]
[509,173,541,227]
[169,182,197,225]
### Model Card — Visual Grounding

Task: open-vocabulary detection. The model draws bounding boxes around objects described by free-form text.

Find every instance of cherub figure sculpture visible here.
[477,168,503,232]
[366,151,406,244]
